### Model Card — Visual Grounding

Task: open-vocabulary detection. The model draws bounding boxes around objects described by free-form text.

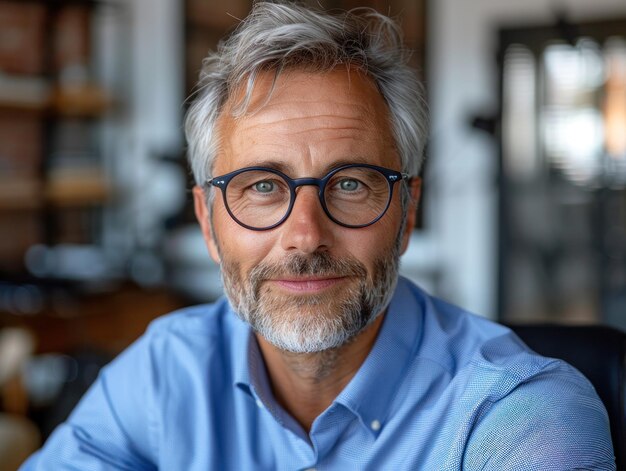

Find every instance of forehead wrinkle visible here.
[215,69,398,174]
[255,97,375,112]
[235,116,370,135]
[235,113,386,146]
[221,71,393,143]
[224,117,394,167]
[221,67,393,130]
[236,105,379,129]
[285,128,369,136]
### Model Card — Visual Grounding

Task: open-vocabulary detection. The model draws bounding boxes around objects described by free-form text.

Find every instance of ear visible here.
[193,185,221,264]
[399,177,422,255]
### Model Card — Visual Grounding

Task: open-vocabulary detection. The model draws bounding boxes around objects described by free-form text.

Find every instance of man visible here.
[22,2,614,470]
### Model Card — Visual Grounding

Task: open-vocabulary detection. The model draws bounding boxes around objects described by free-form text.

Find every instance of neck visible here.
[256,313,385,432]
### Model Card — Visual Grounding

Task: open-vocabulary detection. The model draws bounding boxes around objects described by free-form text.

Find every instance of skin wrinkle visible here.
[236,114,369,127]
[227,73,386,140]
[234,116,379,141]
[212,71,395,182]
[219,134,395,179]
[273,127,370,137]
[237,133,382,152]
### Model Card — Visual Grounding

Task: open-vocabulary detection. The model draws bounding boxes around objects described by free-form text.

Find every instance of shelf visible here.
[51,85,115,118]
[0,0,129,281]
[0,172,111,211]
[0,86,114,118]
[0,75,50,112]
[0,179,42,211]
[46,164,111,206]
[45,174,111,206]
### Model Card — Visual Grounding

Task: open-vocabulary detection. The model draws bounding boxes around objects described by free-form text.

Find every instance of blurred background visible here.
[0,0,625,468]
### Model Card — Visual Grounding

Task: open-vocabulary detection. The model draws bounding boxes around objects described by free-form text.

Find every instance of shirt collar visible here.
[334,277,424,435]
[231,310,286,411]
[232,310,307,438]
[232,310,254,396]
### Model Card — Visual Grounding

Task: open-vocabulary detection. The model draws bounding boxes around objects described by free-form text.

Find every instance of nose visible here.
[279,185,334,254]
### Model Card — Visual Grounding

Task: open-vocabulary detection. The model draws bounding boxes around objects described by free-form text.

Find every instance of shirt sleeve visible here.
[19,331,160,471]
[463,362,615,471]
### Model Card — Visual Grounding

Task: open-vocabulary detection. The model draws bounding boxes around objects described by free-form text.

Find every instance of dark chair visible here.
[509,324,626,470]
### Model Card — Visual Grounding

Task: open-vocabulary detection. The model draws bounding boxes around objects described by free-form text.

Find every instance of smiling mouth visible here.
[269,276,349,293]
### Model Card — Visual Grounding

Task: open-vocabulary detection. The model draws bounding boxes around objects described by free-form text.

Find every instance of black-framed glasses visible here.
[206,163,409,231]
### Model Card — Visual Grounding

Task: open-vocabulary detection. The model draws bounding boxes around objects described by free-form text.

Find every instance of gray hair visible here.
[184,1,428,186]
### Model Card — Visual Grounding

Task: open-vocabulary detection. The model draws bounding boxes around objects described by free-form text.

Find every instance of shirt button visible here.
[256,399,264,409]
[370,419,381,431]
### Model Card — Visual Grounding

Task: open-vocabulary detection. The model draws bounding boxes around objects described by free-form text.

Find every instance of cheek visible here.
[335,223,399,266]
[213,207,277,267]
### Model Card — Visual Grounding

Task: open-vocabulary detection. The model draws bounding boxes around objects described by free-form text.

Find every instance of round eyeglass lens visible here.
[225,169,291,228]
[324,166,391,226]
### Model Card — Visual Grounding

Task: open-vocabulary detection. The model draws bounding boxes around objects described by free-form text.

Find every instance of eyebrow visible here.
[244,157,374,176]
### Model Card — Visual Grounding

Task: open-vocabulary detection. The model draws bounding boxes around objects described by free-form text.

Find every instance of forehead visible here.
[214,67,397,174]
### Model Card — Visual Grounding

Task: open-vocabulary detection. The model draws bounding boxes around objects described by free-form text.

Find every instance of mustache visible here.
[249,252,367,281]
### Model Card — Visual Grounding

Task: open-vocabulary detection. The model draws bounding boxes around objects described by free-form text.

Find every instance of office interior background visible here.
[0,0,625,467]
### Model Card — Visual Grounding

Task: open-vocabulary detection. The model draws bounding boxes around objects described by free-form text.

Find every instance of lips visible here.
[248,252,367,297]
[271,276,347,293]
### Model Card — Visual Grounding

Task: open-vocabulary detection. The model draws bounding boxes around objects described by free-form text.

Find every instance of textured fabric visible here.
[21,278,615,470]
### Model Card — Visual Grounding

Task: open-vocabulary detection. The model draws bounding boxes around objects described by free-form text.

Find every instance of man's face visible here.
[194,68,420,353]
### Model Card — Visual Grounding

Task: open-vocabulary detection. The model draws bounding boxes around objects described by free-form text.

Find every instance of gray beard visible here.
[219,242,401,354]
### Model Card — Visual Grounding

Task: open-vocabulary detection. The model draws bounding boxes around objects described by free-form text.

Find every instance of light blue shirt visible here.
[21,278,615,470]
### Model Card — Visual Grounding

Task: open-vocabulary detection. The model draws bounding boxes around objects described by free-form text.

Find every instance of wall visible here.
[415,0,626,319]
[120,0,185,253]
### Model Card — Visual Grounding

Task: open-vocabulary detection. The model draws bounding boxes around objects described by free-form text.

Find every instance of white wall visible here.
[125,0,185,249]
[413,0,626,318]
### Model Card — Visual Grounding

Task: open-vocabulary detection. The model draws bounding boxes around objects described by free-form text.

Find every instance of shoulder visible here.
[63,298,248,461]
[100,297,248,394]
[144,297,234,340]
[397,280,614,469]
[403,279,553,384]
[412,281,603,397]
[135,297,246,358]
[463,359,614,469]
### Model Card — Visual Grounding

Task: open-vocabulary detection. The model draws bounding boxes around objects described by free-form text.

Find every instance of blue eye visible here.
[254,181,275,193]
[339,179,359,191]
